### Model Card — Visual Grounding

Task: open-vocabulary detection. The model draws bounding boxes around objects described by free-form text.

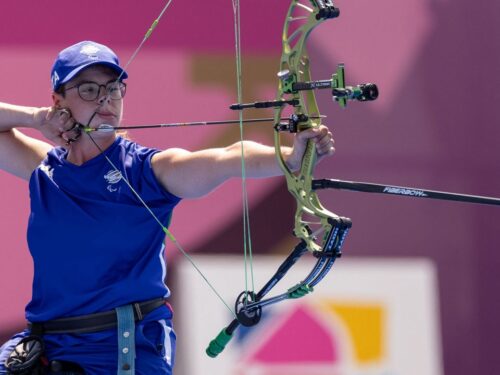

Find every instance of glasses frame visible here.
[64,80,127,101]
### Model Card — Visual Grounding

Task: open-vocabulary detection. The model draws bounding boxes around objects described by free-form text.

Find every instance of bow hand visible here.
[285,125,335,172]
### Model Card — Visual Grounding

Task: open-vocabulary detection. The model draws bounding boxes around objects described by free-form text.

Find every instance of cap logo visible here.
[80,44,100,60]
[51,71,60,89]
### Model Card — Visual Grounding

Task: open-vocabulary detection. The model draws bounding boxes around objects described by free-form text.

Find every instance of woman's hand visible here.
[286,125,335,171]
[33,107,81,147]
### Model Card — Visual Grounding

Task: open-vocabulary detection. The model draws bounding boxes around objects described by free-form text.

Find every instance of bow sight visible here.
[230,64,379,115]
[278,63,378,108]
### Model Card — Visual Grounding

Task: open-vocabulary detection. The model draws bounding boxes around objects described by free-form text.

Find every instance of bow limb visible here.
[274,0,346,255]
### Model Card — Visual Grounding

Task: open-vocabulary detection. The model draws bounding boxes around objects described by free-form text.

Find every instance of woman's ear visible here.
[52,92,62,109]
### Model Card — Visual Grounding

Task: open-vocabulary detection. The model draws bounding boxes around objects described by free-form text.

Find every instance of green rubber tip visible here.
[287,284,313,299]
[206,329,233,358]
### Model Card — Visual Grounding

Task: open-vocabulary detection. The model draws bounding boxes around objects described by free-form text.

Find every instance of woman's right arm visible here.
[0,103,55,180]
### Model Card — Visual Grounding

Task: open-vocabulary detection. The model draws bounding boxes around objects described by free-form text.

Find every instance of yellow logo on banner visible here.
[320,301,385,364]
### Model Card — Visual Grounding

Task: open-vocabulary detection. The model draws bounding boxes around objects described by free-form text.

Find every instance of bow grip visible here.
[206,328,233,358]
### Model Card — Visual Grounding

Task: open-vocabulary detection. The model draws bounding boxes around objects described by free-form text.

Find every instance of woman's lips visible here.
[97,112,116,119]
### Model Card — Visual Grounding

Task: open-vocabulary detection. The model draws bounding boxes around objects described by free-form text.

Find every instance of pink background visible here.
[0,1,499,374]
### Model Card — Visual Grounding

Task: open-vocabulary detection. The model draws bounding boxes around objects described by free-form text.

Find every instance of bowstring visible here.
[232,0,256,304]
[81,0,236,319]
[117,0,174,82]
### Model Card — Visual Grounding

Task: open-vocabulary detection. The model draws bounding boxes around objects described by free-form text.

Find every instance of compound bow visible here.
[206,0,378,357]
[74,0,498,360]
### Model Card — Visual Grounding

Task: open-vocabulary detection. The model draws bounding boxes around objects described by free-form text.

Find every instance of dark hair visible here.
[54,85,66,98]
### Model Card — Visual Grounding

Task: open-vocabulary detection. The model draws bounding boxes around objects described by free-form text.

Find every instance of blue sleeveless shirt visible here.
[26,136,181,322]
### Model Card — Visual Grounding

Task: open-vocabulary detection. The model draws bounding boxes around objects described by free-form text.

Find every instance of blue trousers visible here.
[0,305,175,375]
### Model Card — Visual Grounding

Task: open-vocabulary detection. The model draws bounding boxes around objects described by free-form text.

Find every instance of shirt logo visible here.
[104,169,122,192]
[40,164,54,180]
[80,44,100,61]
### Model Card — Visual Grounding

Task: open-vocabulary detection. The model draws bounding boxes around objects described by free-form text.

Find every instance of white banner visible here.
[172,256,442,375]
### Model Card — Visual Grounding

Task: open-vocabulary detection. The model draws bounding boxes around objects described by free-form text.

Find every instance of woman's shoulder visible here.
[116,136,160,159]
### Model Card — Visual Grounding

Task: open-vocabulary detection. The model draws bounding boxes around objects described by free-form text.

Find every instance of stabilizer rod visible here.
[313,179,500,206]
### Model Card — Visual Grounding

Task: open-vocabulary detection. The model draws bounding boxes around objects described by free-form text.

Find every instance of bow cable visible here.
[232,0,256,306]
[82,1,236,319]
[85,133,235,318]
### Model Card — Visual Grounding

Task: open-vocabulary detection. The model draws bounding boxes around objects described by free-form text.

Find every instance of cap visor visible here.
[59,61,128,87]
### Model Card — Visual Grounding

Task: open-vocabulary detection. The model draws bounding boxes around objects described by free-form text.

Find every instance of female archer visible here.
[0,40,334,374]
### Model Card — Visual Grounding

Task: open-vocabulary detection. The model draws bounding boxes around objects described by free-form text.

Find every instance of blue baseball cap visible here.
[51,41,128,91]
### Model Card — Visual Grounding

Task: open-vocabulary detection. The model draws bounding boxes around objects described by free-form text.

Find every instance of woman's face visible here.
[53,65,124,130]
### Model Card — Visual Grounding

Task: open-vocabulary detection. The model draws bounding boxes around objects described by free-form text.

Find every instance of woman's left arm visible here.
[151,125,334,199]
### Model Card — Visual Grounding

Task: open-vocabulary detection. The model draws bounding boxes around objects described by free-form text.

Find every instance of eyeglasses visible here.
[64,80,127,101]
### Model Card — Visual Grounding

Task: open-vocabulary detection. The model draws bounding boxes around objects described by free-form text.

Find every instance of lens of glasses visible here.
[78,82,126,101]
